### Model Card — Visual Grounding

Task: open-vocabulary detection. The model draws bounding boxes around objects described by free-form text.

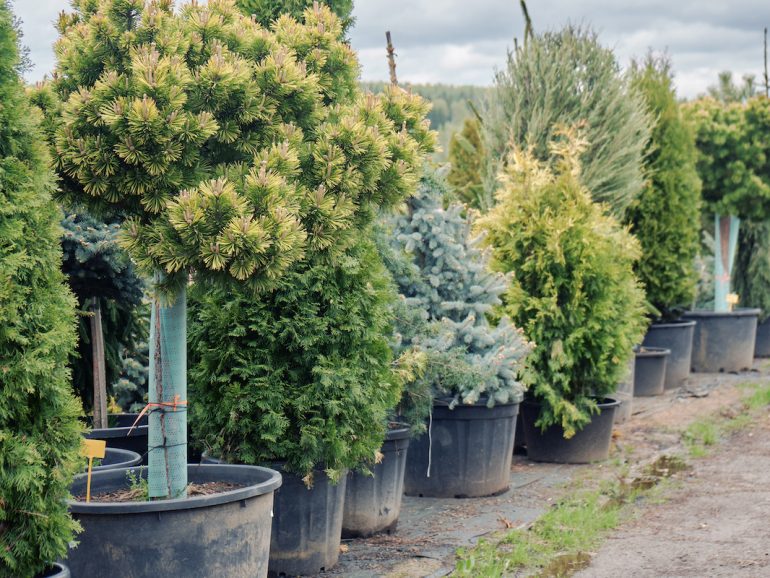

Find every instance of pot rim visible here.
[69,464,282,514]
[522,397,620,409]
[385,425,411,441]
[636,347,671,358]
[92,447,142,472]
[682,308,761,319]
[648,319,697,329]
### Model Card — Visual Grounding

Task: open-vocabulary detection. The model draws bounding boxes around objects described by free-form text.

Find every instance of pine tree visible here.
[237,0,354,33]
[478,133,647,437]
[53,0,433,498]
[484,25,652,215]
[0,2,82,575]
[626,55,702,321]
[383,170,531,425]
[447,116,485,208]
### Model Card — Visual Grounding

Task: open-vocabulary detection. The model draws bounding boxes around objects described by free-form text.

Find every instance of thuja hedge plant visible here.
[0,1,82,576]
[478,134,647,436]
[625,55,701,321]
[382,170,532,428]
[52,0,433,497]
[482,24,651,215]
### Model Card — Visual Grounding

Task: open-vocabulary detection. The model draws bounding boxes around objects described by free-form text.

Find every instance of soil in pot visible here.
[65,464,281,578]
[634,347,670,397]
[755,317,770,358]
[682,309,760,373]
[642,320,695,389]
[521,398,619,464]
[404,401,518,498]
[342,424,410,539]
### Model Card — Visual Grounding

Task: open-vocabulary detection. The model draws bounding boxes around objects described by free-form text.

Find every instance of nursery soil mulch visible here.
[324,361,770,578]
[576,405,770,577]
[78,481,243,503]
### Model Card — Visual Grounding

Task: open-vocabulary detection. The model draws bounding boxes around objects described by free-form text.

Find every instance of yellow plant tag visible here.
[81,438,106,459]
[726,293,740,311]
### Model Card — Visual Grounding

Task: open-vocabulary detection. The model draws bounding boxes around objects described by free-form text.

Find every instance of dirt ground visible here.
[324,361,770,578]
[576,400,770,577]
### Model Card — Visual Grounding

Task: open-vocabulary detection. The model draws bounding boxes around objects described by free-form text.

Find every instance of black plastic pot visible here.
[34,562,70,577]
[613,354,635,423]
[66,464,281,578]
[682,309,760,373]
[755,317,770,358]
[633,347,670,397]
[404,401,518,498]
[342,425,410,538]
[269,466,347,577]
[642,320,696,389]
[520,398,619,464]
[91,447,141,472]
[85,413,149,464]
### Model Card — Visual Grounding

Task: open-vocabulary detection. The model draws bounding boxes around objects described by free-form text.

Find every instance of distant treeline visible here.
[361,81,490,159]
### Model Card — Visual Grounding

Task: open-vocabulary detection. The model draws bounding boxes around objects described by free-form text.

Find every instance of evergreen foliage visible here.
[626,55,702,321]
[734,220,770,322]
[447,116,485,208]
[383,171,531,425]
[0,2,82,575]
[478,134,647,437]
[683,96,770,221]
[188,236,400,479]
[484,25,652,215]
[236,0,354,33]
[52,0,434,295]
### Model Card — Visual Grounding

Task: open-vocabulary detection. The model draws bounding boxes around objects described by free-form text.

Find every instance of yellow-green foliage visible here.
[478,134,646,436]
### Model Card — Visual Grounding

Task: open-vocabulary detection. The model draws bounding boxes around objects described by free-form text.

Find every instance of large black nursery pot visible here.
[85,412,149,464]
[404,400,518,498]
[521,398,619,464]
[342,425,410,538]
[755,317,770,358]
[91,447,141,472]
[633,347,670,397]
[642,320,696,389]
[682,309,760,373]
[34,562,70,578]
[66,464,281,578]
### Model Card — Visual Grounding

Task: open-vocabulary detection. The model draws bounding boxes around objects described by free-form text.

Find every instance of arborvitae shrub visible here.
[478,135,647,437]
[626,55,702,321]
[734,220,770,322]
[447,116,485,208]
[188,236,400,479]
[383,171,531,427]
[485,25,651,215]
[0,2,82,575]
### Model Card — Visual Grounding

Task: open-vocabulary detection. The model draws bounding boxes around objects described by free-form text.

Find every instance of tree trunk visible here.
[90,297,108,429]
[148,286,188,499]
[714,214,740,312]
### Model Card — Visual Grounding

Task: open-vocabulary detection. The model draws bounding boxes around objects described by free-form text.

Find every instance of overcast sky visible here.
[12,0,770,98]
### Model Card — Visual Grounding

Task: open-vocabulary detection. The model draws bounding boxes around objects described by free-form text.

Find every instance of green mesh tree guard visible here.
[714,215,741,312]
[148,288,187,499]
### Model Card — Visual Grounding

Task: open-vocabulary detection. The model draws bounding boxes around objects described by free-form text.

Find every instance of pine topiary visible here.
[484,25,652,216]
[188,235,400,480]
[384,170,531,426]
[237,0,354,33]
[447,116,485,208]
[53,0,433,497]
[477,133,647,437]
[626,55,702,321]
[0,2,82,575]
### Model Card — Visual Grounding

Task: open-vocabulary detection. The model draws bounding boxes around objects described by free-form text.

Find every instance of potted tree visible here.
[44,1,409,575]
[383,171,532,499]
[0,2,82,576]
[683,95,769,372]
[478,133,647,463]
[626,55,701,390]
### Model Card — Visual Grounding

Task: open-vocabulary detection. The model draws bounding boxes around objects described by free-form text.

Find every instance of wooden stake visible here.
[90,297,108,429]
[764,27,768,98]
[386,31,398,86]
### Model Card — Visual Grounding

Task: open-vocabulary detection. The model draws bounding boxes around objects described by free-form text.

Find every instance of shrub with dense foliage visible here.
[734,220,770,322]
[626,55,702,321]
[383,171,531,427]
[484,25,651,215]
[447,116,485,208]
[478,135,647,437]
[0,2,82,575]
[237,0,353,33]
[189,236,400,480]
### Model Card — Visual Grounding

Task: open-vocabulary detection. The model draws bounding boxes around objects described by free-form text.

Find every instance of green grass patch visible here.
[683,420,719,457]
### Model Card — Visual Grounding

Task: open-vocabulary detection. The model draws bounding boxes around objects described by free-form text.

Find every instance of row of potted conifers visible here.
[62,309,765,577]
